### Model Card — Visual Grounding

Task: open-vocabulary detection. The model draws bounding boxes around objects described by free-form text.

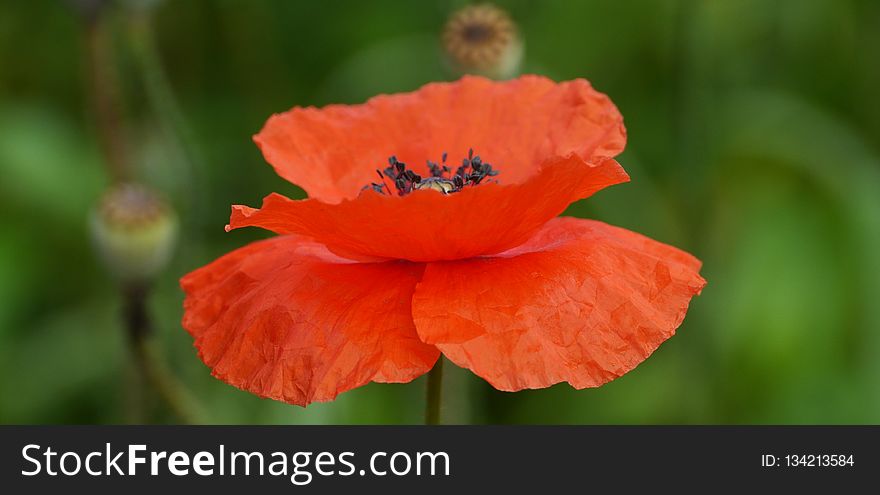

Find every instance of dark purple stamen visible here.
[361,149,501,196]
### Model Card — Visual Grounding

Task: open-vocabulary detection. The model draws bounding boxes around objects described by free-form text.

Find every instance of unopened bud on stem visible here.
[90,183,177,284]
[442,4,523,79]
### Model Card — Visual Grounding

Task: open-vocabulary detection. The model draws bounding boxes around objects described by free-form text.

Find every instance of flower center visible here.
[362,149,500,197]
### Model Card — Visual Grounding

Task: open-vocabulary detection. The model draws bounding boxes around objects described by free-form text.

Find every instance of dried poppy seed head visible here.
[443,4,523,79]
[90,183,178,283]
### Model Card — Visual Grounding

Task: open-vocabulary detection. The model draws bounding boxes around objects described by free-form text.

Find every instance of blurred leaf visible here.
[0,299,122,423]
[315,34,447,104]
[0,104,105,225]
[706,90,880,420]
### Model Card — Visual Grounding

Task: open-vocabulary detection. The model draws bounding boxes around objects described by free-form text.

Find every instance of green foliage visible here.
[0,0,877,424]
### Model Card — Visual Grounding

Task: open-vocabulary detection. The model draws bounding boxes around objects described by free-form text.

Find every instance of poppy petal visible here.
[255,75,626,203]
[227,155,628,262]
[411,217,706,391]
[180,235,439,406]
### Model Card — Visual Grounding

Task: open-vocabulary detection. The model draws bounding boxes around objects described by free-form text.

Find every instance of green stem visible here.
[425,357,444,425]
[85,16,129,182]
[127,9,206,221]
[123,283,205,424]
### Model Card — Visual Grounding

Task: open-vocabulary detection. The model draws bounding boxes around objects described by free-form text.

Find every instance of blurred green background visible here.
[1,0,878,424]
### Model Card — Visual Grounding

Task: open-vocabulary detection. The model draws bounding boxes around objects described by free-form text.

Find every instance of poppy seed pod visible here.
[90,183,178,283]
[442,4,523,79]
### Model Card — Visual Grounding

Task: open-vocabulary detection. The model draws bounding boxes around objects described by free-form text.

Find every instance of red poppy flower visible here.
[181,75,706,406]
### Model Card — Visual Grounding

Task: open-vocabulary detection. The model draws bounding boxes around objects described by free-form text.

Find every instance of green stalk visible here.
[425,358,444,425]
